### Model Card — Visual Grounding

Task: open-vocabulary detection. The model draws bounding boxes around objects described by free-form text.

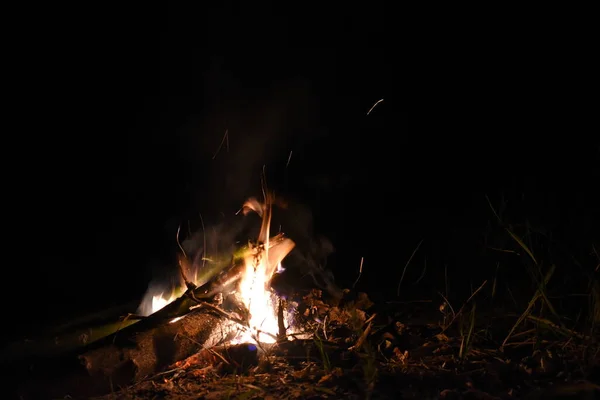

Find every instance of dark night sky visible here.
[4,6,598,338]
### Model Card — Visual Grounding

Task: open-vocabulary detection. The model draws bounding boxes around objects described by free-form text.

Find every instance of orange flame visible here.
[233,193,295,343]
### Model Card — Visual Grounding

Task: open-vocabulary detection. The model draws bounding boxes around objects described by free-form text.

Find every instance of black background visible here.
[4,5,598,341]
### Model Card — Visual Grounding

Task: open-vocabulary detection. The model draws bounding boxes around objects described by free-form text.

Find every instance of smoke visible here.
[266,197,342,299]
[178,195,342,300]
[136,259,185,316]
[176,73,326,216]
[138,71,342,310]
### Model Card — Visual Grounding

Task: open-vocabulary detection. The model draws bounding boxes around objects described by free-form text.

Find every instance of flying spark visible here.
[367,99,384,115]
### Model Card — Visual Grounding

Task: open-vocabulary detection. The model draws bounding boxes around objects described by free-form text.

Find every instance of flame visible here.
[139,286,184,317]
[138,193,296,342]
[235,258,280,343]
[232,194,296,343]
[151,290,178,314]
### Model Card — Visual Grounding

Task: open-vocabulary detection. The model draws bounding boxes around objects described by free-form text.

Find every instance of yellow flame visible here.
[151,289,179,314]
[234,258,281,344]
[151,293,170,313]
[149,289,185,323]
[232,195,296,343]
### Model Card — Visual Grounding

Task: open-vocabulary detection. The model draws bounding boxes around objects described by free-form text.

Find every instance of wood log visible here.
[80,309,225,383]
[0,301,142,364]
[0,283,219,367]
[15,308,225,399]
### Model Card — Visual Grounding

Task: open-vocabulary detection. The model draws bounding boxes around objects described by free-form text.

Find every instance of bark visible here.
[16,309,224,399]
[81,309,224,382]
[0,301,141,364]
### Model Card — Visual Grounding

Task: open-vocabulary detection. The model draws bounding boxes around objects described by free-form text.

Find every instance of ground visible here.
[88,290,599,400]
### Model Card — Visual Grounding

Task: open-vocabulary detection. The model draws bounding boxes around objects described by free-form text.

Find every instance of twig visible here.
[176,225,196,290]
[437,292,456,318]
[178,258,196,291]
[439,280,488,335]
[120,313,146,322]
[206,347,230,365]
[176,224,186,257]
[412,256,427,285]
[255,330,278,343]
[507,328,536,339]
[502,265,557,347]
[364,313,377,327]
[112,313,146,343]
[179,334,231,365]
[148,367,182,380]
[525,314,586,340]
[187,295,248,327]
[349,320,373,352]
[277,298,287,341]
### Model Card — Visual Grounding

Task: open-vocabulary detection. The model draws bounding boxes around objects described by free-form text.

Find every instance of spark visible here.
[286,150,293,168]
[352,257,364,288]
[367,99,384,115]
[212,129,230,159]
[176,224,186,258]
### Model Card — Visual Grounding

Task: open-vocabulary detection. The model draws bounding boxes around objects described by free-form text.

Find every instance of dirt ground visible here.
[79,289,600,400]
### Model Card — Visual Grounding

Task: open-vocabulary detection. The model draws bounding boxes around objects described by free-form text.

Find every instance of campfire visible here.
[138,192,298,345]
[8,188,600,400]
